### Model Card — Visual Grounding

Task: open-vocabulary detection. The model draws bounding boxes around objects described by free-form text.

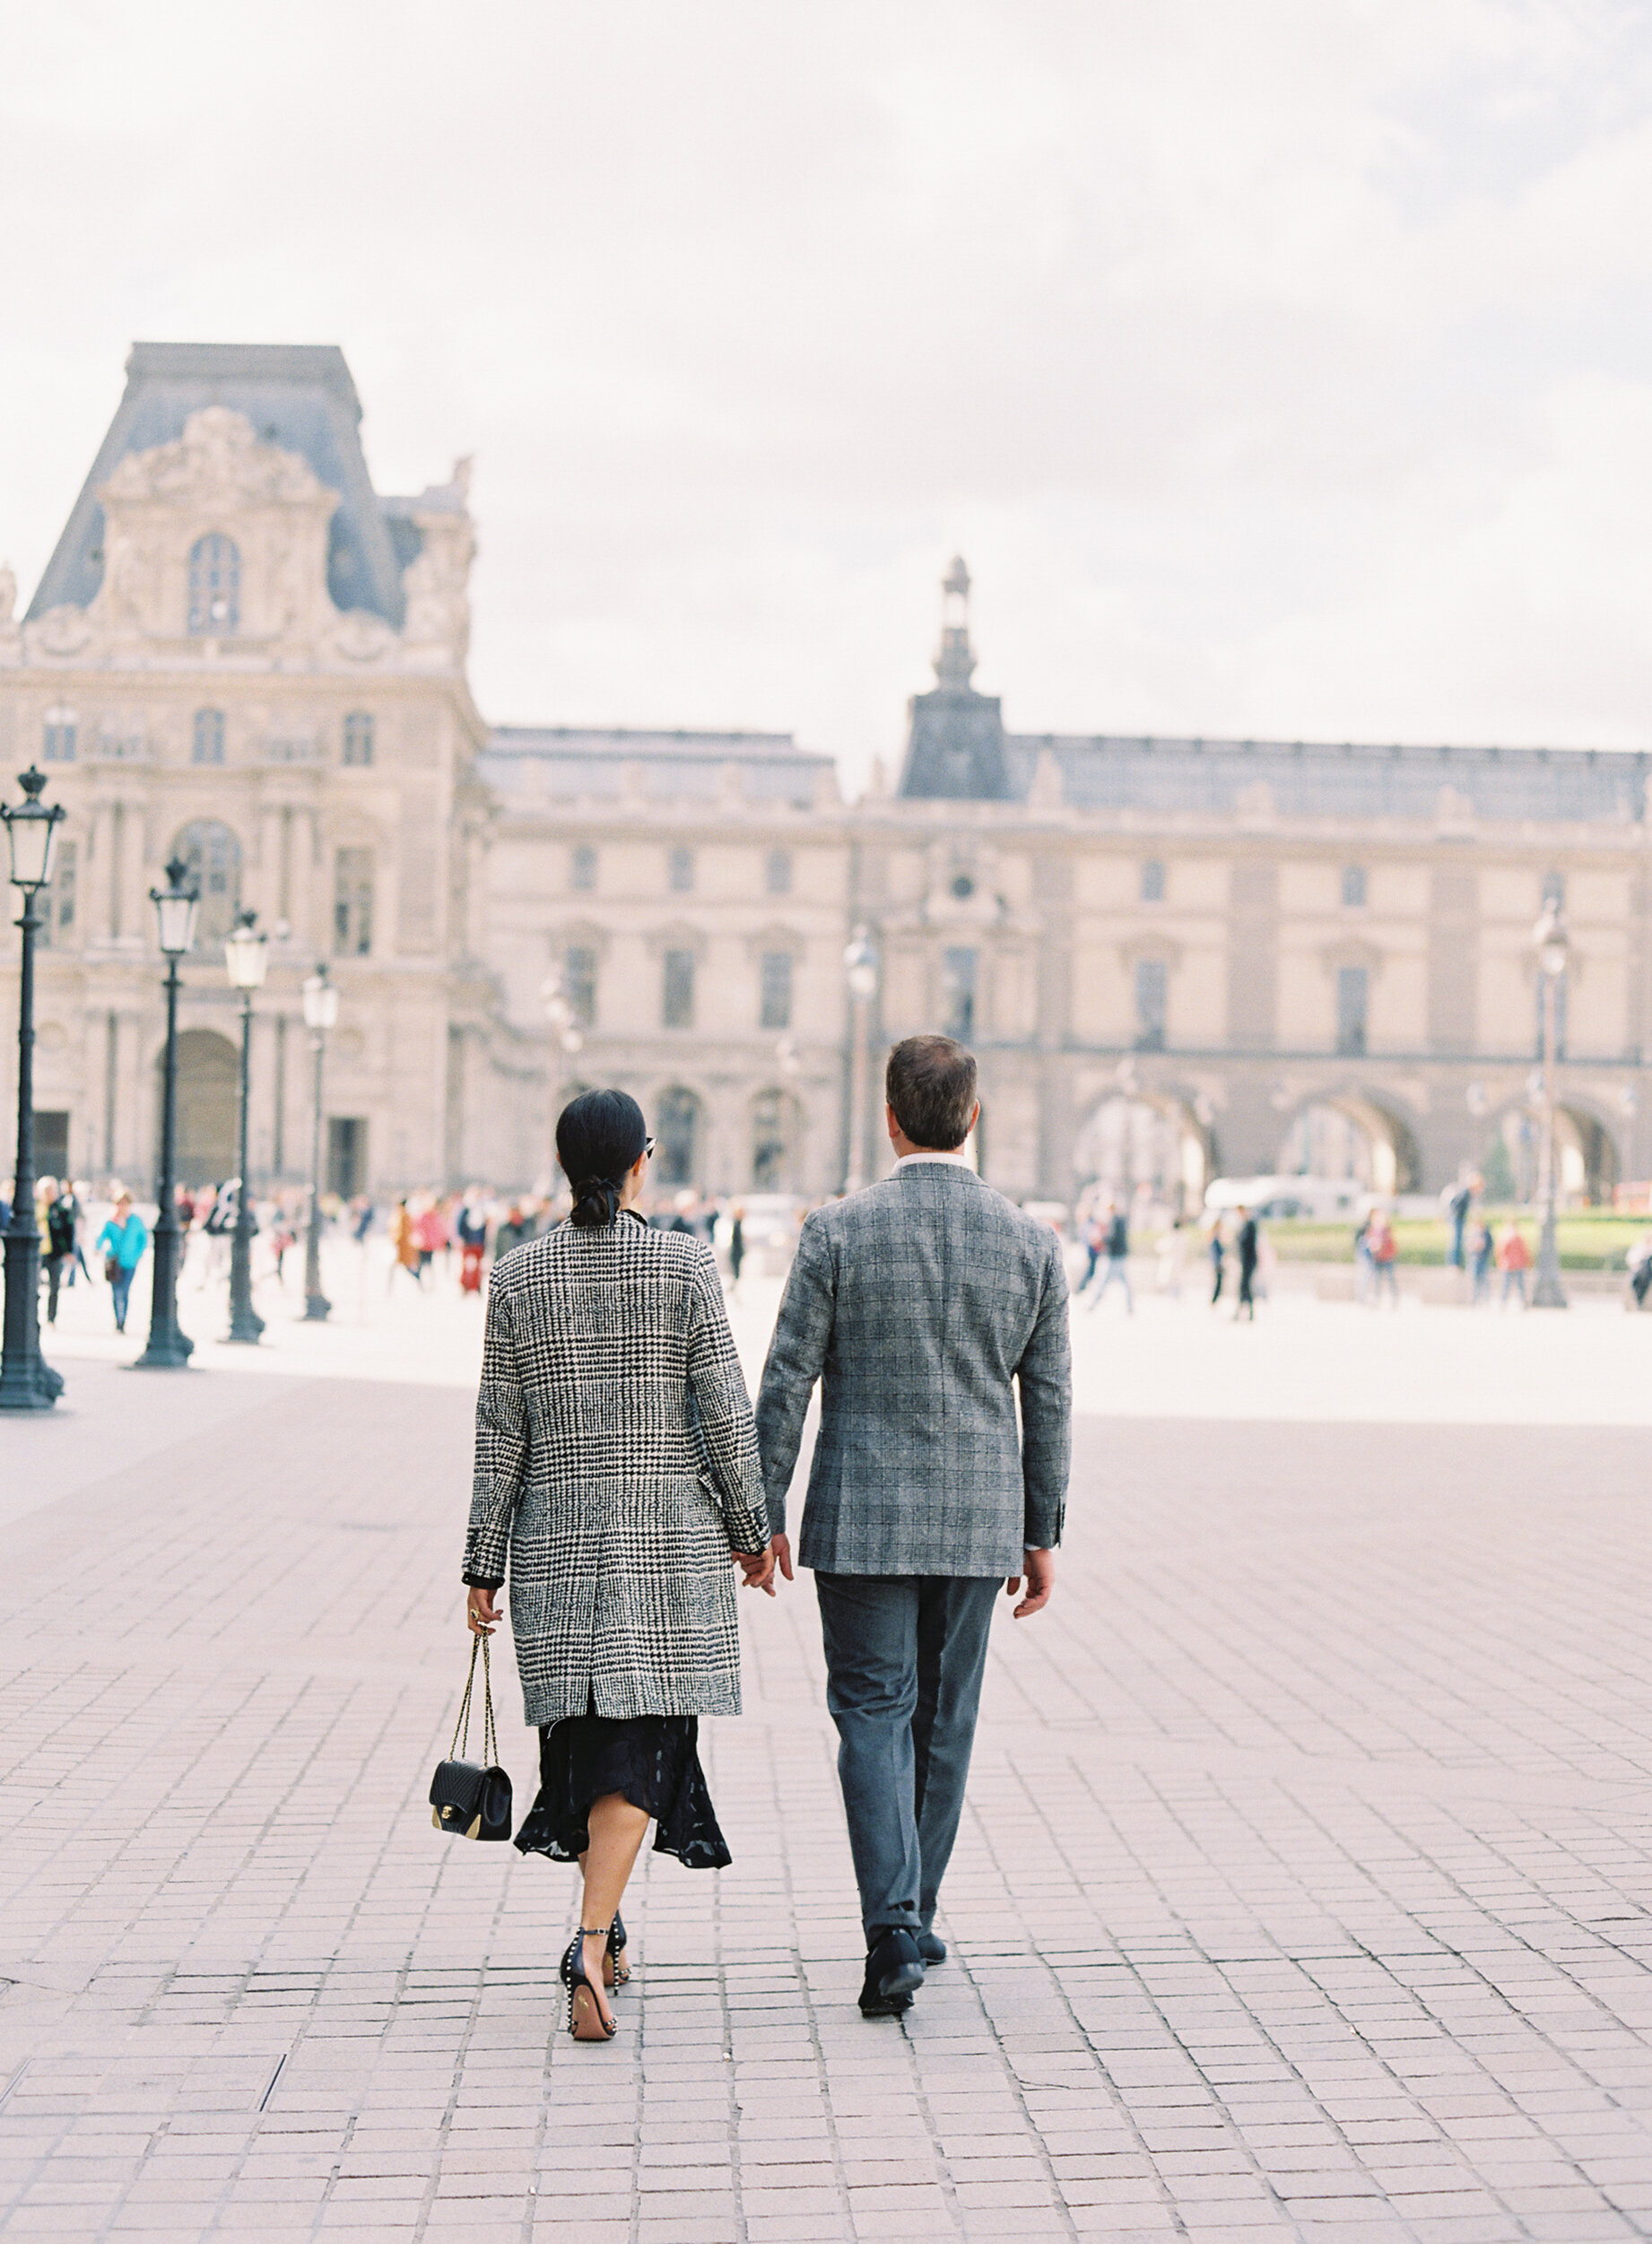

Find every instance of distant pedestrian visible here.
[97,1193,148,1333]
[1469,1219,1494,1305]
[728,1205,746,1292]
[1087,1201,1133,1314]
[390,1198,422,1288]
[1155,1215,1187,1298]
[1078,1207,1105,1296]
[456,1196,488,1295]
[493,1202,529,1260]
[1234,1205,1259,1320]
[1369,1212,1400,1308]
[1496,1222,1532,1309]
[44,1179,76,1325]
[1353,1214,1375,1304]
[1629,1230,1652,1310]
[1442,1178,1472,1270]
[1208,1217,1226,1306]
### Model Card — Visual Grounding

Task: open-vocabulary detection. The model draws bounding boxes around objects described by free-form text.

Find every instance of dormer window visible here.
[187,534,239,634]
[42,707,77,763]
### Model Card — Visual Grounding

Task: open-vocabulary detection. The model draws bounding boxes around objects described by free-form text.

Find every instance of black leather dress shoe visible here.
[915,1930,946,1965]
[859,1929,926,2016]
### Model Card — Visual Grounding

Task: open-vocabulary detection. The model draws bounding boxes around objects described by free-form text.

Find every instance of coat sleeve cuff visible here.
[462,1571,504,1591]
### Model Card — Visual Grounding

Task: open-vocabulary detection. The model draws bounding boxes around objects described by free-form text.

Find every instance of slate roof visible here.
[27,341,414,627]
[900,676,1648,824]
[483,726,832,810]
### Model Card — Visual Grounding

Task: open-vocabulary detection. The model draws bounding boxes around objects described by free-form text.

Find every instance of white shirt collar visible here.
[895,1150,971,1169]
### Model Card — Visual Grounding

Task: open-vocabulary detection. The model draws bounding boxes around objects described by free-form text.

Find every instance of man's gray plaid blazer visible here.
[755,1161,1071,1573]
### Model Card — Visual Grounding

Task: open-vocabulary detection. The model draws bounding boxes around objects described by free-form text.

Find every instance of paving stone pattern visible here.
[4,1381,1652,2240]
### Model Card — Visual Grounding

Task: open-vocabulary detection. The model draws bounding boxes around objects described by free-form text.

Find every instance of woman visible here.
[97,1191,149,1333]
[462,1090,773,2043]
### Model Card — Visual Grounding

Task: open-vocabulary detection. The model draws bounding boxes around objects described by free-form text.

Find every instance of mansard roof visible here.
[27,341,413,628]
[482,725,835,810]
[1004,732,1648,823]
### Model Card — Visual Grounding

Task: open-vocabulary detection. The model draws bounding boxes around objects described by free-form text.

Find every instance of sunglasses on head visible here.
[644,1136,656,1161]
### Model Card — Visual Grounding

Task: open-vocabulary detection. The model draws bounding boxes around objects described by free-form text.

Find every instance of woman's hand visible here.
[466,1585,501,1636]
[732,1546,776,1596]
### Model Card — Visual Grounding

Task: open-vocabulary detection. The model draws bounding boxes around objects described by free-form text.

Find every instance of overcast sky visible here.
[4,0,1652,787]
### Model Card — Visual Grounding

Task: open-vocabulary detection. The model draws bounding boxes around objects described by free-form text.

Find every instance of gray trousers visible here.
[814,1572,1000,1944]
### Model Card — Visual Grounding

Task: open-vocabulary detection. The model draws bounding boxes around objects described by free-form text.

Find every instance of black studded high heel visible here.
[562,1930,617,2041]
[605,1914,630,1989]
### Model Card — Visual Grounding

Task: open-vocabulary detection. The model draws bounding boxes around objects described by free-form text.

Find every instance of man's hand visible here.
[465,1585,501,1637]
[733,1545,777,1595]
[769,1533,795,1584]
[1005,1547,1055,1619]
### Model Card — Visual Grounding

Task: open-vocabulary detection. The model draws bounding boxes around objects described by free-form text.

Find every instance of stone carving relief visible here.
[402,459,476,661]
[92,407,339,654]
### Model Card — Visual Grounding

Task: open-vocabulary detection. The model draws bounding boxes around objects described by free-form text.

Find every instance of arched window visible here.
[192,709,225,766]
[752,1088,799,1190]
[172,820,243,944]
[187,534,240,634]
[655,1087,702,1187]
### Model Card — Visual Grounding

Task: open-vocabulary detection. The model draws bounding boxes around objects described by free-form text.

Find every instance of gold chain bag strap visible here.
[429,1630,514,1840]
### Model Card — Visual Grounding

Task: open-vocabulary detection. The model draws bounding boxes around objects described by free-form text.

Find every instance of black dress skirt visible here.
[513,1708,732,1870]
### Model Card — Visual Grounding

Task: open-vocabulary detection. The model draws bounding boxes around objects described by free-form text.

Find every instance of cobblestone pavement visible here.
[5,1354,1652,2240]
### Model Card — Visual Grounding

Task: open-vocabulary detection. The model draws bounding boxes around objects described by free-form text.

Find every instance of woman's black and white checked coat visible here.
[463,1215,770,1726]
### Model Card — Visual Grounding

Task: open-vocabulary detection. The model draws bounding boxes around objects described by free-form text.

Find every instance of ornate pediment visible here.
[101,406,330,509]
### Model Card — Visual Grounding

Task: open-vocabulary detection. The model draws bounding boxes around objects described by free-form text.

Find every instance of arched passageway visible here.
[1276,1092,1421,1196]
[1074,1092,1211,1213]
[166,1029,239,1185]
[1477,1101,1620,1205]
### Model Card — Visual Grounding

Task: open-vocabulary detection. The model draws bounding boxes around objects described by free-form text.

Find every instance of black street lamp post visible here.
[0,769,66,1412]
[135,858,199,1370]
[224,911,267,1344]
[1532,903,1570,1310]
[300,962,338,1321]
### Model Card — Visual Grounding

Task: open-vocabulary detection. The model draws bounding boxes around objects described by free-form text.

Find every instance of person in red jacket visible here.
[1496,1221,1533,1309]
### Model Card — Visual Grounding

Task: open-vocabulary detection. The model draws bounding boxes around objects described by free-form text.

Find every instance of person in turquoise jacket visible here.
[96,1193,148,1333]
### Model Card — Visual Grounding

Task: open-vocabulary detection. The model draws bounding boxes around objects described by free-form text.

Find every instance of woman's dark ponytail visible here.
[556,1090,648,1229]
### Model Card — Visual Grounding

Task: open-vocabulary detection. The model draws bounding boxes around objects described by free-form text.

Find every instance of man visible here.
[1442,1176,1472,1271]
[44,1179,78,1325]
[1233,1205,1259,1320]
[1086,1197,1133,1314]
[755,1034,1071,2019]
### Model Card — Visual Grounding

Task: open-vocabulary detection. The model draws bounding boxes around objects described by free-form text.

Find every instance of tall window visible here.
[42,707,76,763]
[752,1089,792,1188]
[39,841,76,948]
[1134,957,1167,1050]
[333,848,375,956]
[1336,965,1368,1056]
[1342,865,1367,908]
[192,709,225,767]
[342,711,375,767]
[942,946,978,1040]
[187,534,240,633]
[765,848,792,896]
[663,948,695,1028]
[760,951,793,1031]
[565,944,597,1027]
[656,1086,701,1186]
[1140,859,1165,903]
[570,843,597,892]
[173,820,243,944]
[668,847,695,893]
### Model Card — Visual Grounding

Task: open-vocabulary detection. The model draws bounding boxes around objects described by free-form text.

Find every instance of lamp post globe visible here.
[224,911,268,1344]
[300,963,339,1322]
[842,926,880,1192]
[0,768,66,1410]
[1531,903,1570,1310]
[135,857,199,1370]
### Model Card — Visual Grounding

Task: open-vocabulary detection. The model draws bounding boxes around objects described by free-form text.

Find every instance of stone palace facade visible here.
[3,342,1650,1208]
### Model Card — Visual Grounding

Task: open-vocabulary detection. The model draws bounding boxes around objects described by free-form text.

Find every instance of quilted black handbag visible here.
[430,1631,513,1841]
